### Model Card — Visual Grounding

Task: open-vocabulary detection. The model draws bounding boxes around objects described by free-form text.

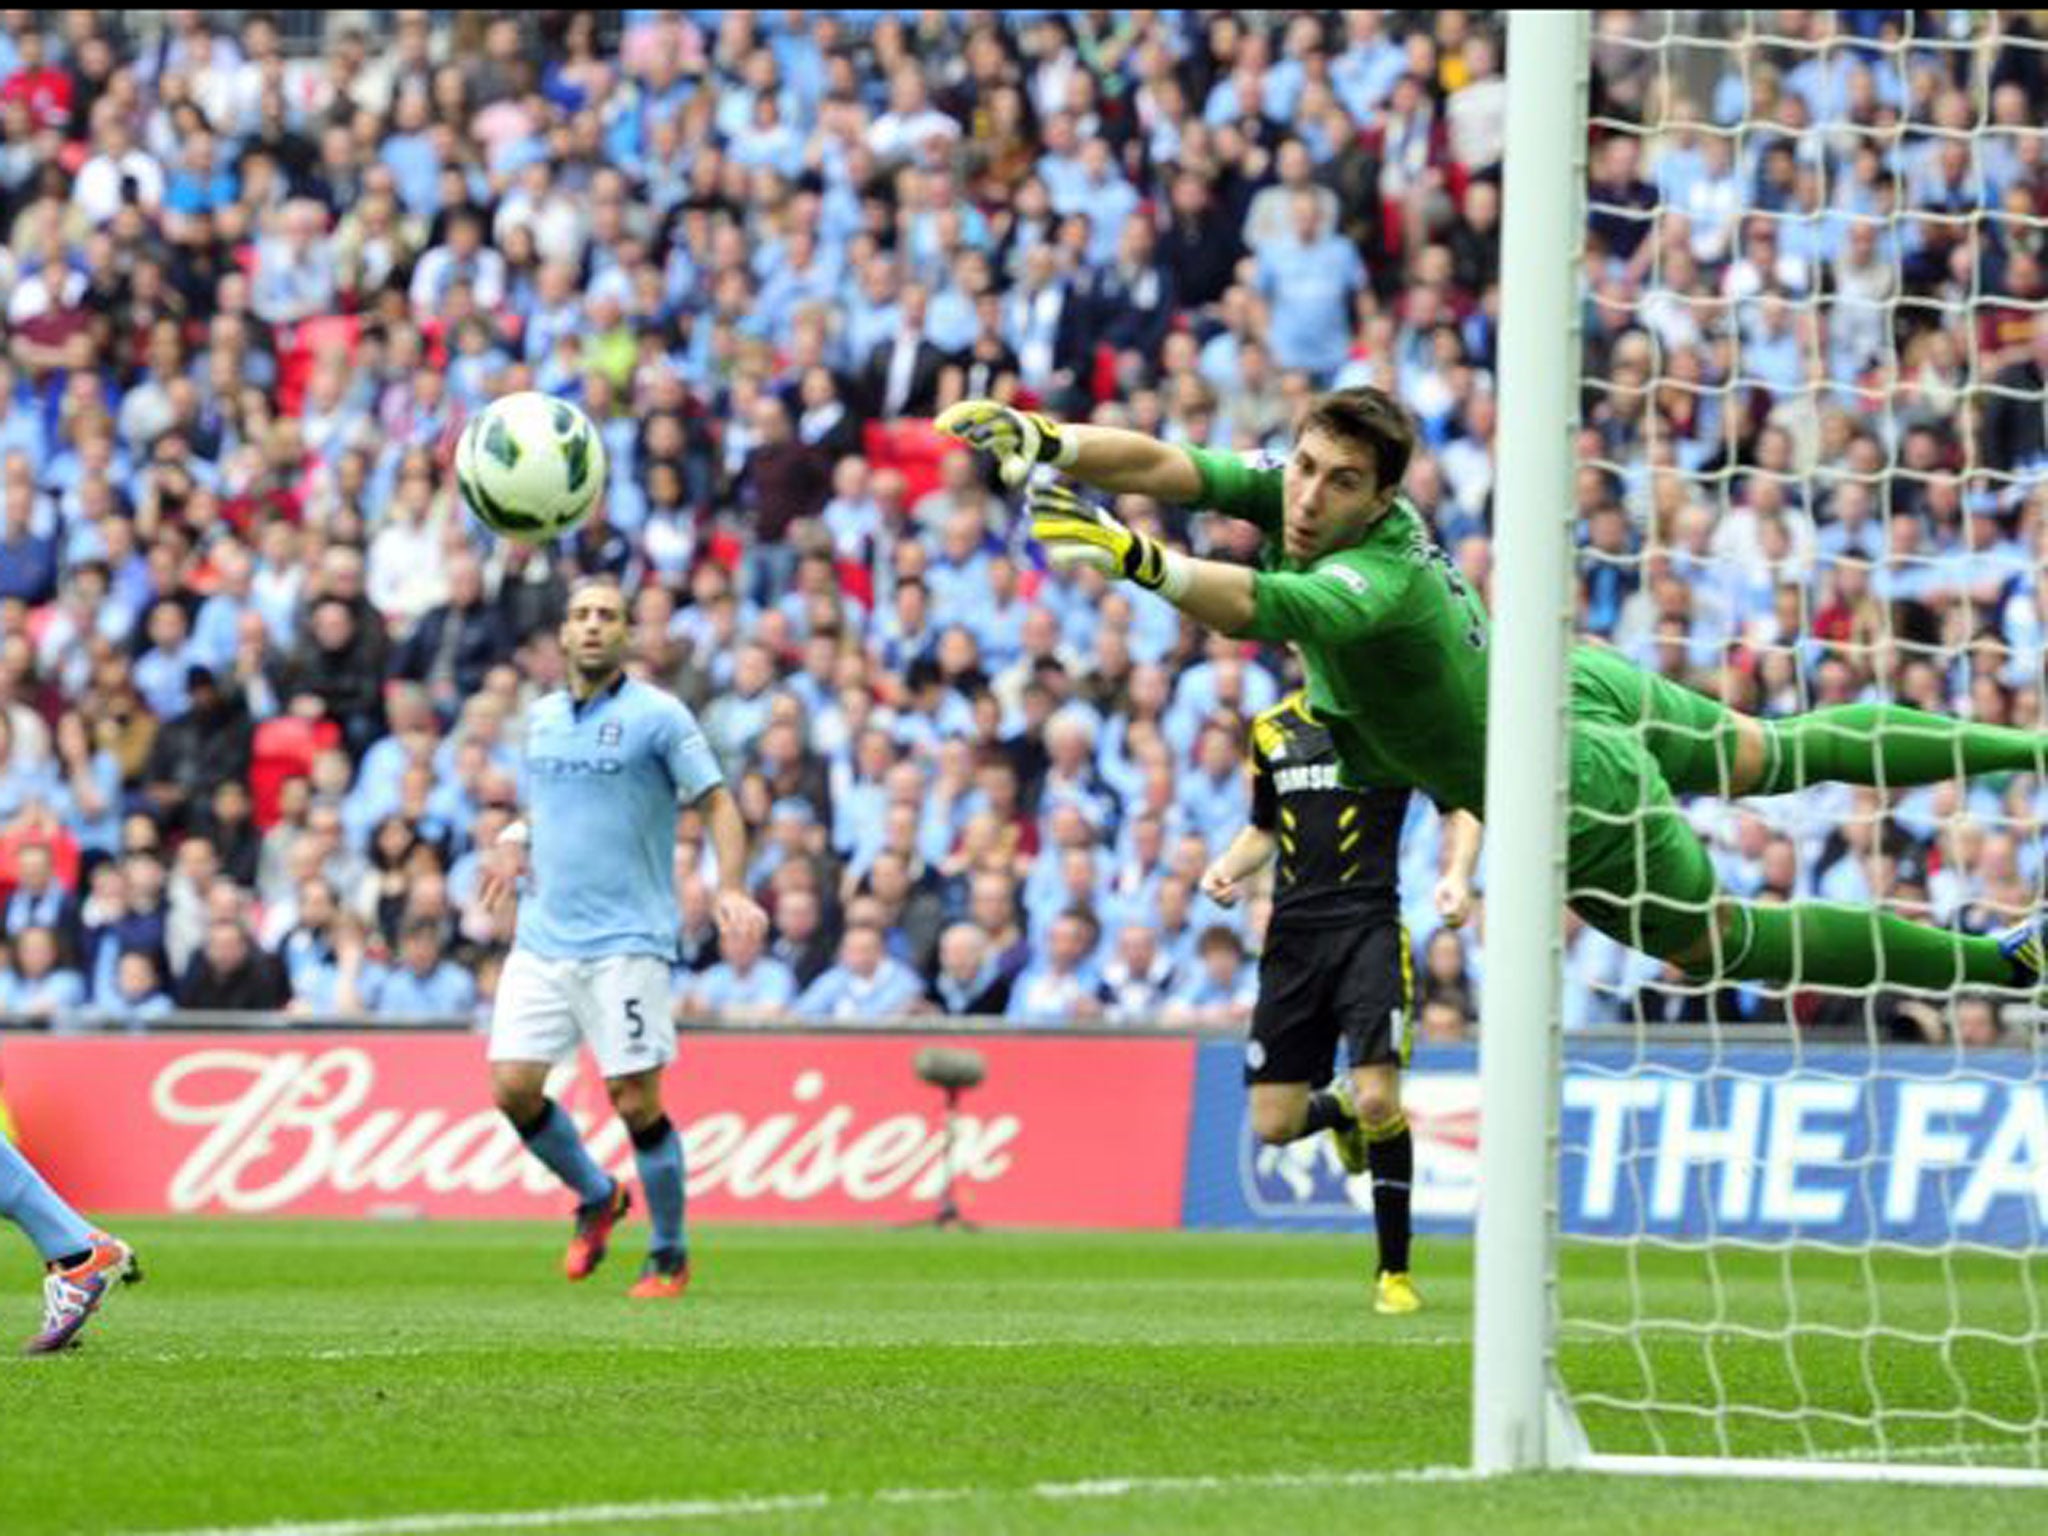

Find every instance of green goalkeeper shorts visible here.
[1564,646,1734,960]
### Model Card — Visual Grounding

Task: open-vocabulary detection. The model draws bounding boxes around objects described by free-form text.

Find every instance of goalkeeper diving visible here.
[937,390,2048,993]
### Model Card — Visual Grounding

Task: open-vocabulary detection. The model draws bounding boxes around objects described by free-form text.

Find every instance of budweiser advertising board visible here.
[0,1033,1197,1227]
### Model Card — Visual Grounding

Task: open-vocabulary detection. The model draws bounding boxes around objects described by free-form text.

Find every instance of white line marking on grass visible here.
[135,1466,1484,1536]
[1813,1439,2044,1466]
[112,1335,1470,1367]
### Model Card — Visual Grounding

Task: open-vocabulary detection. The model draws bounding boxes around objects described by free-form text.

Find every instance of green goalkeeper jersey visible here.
[1183,445,1491,813]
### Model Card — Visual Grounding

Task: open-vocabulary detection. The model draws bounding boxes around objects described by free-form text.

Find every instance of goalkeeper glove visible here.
[934,398,1076,488]
[1028,481,1186,598]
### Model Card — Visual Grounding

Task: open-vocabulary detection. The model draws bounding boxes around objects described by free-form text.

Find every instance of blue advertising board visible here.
[1181,1041,2048,1250]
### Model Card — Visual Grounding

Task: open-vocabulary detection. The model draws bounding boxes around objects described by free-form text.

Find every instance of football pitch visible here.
[2,1223,2045,1535]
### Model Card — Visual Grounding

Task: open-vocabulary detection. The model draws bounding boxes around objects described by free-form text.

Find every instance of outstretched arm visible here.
[1060,424,1205,501]
[1026,481,1391,648]
[935,400,1204,503]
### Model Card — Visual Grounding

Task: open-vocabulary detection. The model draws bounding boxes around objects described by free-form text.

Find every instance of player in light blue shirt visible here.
[482,575,766,1299]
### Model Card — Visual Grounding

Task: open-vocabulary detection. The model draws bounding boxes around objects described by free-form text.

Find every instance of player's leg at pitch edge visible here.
[23,1231,143,1355]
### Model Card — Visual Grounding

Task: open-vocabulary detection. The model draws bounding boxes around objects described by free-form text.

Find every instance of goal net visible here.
[1482,10,2048,1484]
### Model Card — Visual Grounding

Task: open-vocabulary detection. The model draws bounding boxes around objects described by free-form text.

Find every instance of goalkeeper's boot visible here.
[1325,1075,1372,1178]
[23,1231,142,1355]
[1997,921,2045,986]
[1374,1270,1422,1316]
[627,1248,691,1301]
[563,1179,631,1282]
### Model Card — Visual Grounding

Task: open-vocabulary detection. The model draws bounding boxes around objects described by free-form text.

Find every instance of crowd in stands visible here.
[0,10,2036,1045]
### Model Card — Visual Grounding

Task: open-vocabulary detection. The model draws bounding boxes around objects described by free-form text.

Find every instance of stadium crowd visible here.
[0,10,2037,1043]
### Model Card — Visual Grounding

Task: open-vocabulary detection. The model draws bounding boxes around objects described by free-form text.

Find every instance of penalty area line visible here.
[135,1466,1483,1536]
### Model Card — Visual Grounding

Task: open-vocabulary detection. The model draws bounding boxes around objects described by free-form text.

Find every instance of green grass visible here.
[0,1223,2044,1534]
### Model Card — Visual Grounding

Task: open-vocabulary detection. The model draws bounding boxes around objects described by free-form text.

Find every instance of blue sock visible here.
[514,1101,614,1207]
[0,1137,94,1263]
[631,1116,686,1256]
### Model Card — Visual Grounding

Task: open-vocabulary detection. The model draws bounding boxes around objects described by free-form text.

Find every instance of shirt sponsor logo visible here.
[1275,764,1341,795]
[530,757,623,778]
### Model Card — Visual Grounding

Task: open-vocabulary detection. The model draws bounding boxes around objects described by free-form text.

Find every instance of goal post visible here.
[1478,10,2048,1487]
[1474,6,1590,1476]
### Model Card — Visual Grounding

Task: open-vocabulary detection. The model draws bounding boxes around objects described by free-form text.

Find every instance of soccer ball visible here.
[455,392,607,543]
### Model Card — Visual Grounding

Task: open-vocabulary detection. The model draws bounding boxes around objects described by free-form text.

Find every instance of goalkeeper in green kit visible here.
[936,389,2048,994]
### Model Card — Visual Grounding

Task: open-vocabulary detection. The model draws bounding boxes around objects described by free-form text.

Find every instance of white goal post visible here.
[1478,10,2048,1487]
[1474,5,1588,1478]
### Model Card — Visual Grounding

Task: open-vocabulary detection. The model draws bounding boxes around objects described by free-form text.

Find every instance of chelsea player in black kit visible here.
[1202,691,1481,1315]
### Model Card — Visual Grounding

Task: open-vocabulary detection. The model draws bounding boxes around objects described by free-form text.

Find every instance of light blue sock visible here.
[0,1137,95,1262]
[516,1102,614,1207]
[632,1119,686,1256]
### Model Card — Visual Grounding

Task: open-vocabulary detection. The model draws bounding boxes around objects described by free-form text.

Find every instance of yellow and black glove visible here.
[934,398,1074,488]
[1027,480,1175,591]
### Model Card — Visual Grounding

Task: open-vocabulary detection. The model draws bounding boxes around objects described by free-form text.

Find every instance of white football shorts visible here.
[489,950,676,1081]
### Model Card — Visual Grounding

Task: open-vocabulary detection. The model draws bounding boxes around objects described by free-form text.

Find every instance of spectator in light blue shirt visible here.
[99,948,175,1031]
[728,93,804,178]
[6,926,86,1026]
[1256,192,1368,382]
[379,91,443,217]
[682,925,797,1023]
[754,226,843,344]
[369,919,477,1020]
[189,543,256,674]
[1333,16,1409,120]
[133,601,198,723]
[792,923,926,1021]
[251,200,339,326]
[1006,910,1108,1024]
[1160,926,1258,1028]
[1177,720,1250,852]
[1054,140,1140,270]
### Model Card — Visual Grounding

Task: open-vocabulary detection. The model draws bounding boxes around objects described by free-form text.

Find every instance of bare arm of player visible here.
[1160,555,1261,636]
[696,784,769,944]
[1201,825,1278,908]
[1060,425,1205,501]
[1434,810,1483,928]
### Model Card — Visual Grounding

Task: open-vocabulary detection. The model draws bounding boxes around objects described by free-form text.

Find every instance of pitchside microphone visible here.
[914,1046,986,1093]
[909,1046,986,1230]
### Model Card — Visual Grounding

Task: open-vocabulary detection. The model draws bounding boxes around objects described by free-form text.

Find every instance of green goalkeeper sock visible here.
[1719,901,2021,990]
[1760,706,2044,793]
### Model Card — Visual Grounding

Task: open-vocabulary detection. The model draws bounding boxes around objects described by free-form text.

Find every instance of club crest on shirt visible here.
[598,722,623,747]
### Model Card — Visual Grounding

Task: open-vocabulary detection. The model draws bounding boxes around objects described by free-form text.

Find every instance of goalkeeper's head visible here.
[1282,386,1418,563]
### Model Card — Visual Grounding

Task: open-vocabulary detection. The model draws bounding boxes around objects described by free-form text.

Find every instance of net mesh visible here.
[1559,9,2048,1471]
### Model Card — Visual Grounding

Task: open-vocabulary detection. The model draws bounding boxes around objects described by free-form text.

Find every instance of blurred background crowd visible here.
[0,9,2037,1044]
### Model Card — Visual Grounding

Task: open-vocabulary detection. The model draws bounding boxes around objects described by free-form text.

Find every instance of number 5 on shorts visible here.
[625,999,646,1041]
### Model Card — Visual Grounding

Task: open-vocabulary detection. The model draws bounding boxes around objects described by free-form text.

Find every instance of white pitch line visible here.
[87,1335,1471,1368]
[135,1466,1485,1536]
[1813,1439,2043,1467]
